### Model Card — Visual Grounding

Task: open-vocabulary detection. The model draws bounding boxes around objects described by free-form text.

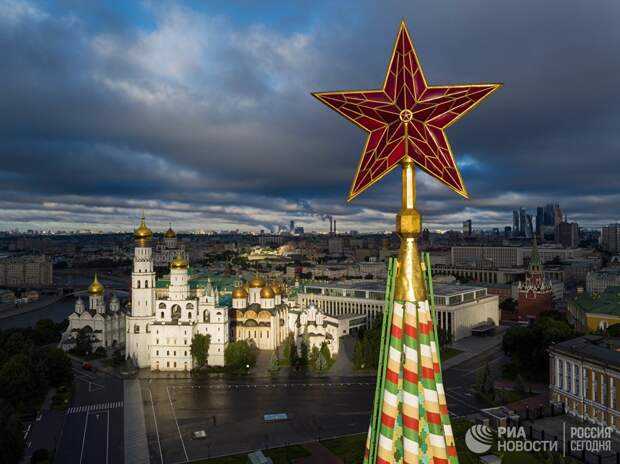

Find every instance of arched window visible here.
[160,312,164,319]
[171,304,181,320]
[137,281,141,288]
[159,303,166,309]
[134,325,140,333]
[188,312,192,319]
[145,280,149,288]
[186,303,194,310]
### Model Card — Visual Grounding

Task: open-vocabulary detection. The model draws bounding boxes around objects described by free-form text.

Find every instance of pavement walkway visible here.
[295,441,342,464]
[442,327,507,370]
[124,379,150,464]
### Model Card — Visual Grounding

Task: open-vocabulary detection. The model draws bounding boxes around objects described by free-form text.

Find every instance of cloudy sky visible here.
[0,0,618,233]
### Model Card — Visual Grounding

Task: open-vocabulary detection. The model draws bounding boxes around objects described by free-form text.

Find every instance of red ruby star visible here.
[313,21,500,201]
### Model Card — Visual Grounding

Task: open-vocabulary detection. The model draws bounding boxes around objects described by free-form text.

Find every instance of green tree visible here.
[514,373,527,396]
[271,350,280,370]
[320,342,332,365]
[475,362,494,398]
[499,298,517,312]
[298,339,308,366]
[32,319,62,345]
[44,348,73,387]
[224,341,257,369]
[353,340,364,369]
[316,352,327,371]
[606,324,620,337]
[74,327,93,356]
[502,312,578,381]
[282,333,296,365]
[0,354,40,405]
[309,346,320,368]
[190,333,211,368]
[0,400,25,464]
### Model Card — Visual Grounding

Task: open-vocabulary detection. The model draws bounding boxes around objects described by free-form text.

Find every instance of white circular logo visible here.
[465,424,494,454]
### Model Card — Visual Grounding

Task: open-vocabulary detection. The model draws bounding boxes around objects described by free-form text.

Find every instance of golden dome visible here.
[249,274,266,288]
[260,286,275,298]
[88,273,104,296]
[164,225,176,238]
[271,282,282,295]
[170,253,189,270]
[134,211,153,244]
[232,286,248,299]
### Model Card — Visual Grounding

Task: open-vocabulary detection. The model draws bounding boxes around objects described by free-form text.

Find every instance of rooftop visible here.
[302,279,488,299]
[572,286,620,316]
[550,335,620,369]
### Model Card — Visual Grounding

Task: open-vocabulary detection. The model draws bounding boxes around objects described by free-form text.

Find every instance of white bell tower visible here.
[126,211,156,368]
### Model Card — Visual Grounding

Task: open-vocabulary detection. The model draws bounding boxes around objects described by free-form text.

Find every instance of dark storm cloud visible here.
[0,0,618,232]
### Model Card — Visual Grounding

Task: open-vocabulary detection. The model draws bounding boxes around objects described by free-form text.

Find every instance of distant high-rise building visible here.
[462,220,472,236]
[519,208,527,236]
[290,220,295,232]
[553,204,564,227]
[557,221,579,248]
[602,224,620,253]
[525,214,534,239]
[513,210,520,236]
[536,207,544,236]
[504,226,512,238]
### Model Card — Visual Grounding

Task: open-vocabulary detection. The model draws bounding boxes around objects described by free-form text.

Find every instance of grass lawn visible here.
[440,347,464,361]
[194,444,309,464]
[320,433,366,464]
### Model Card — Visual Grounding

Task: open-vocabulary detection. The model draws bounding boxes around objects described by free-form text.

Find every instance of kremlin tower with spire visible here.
[517,237,554,321]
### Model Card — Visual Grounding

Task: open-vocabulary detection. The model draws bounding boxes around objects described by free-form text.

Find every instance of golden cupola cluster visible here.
[134,211,153,245]
[171,253,189,270]
[88,273,105,296]
[232,274,284,299]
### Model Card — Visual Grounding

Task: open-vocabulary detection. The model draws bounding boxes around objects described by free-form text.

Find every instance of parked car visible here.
[82,362,93,370]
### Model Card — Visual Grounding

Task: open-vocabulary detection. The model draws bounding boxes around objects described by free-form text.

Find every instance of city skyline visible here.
[1,0,619,232]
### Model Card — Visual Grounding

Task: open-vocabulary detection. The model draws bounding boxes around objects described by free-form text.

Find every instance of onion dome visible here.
[232,286,248,299]
[88,273,104,296]
[134,211,153,245]
[170,253,189,270]
[260,286,275,298]
[164,225,176,238]
[249,274,266,288]
[271,282,282,295]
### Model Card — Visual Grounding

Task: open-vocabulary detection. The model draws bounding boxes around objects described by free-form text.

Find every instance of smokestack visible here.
[330,218,333,234]
[334,220,337,235]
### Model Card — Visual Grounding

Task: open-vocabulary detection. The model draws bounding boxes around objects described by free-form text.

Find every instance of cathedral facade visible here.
[65,215,343,371]
[64,274,126,350]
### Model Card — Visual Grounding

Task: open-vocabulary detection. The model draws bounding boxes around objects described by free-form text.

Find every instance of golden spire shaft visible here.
[394,119,426,302]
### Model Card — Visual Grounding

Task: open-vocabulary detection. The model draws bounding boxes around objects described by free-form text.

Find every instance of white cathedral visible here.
[64,214,341,371]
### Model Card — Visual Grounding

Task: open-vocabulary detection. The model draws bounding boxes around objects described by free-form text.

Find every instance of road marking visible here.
[148,388,164,464]
[79,412,89,463]
[67,401,124,414]
[167,386,189,463]
[165,382,375,391]
[106,410,109,464]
